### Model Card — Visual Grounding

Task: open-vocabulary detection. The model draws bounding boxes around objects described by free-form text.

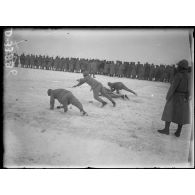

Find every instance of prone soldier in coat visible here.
[107,82,137,96]
[100,87,129,100]
[47,88,88,116]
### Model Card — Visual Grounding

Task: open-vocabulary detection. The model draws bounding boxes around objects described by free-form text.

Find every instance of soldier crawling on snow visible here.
[107,82,138,96]
[47,88,88,116]
[100,87,130,100]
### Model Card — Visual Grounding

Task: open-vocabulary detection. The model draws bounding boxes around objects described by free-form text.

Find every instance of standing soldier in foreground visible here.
[157,60,191,137]
[47,88,88,116]
[73,71,116,107]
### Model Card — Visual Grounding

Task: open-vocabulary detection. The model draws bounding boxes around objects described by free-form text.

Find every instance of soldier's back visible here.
[52,89,71,99]
[112,82,123,88]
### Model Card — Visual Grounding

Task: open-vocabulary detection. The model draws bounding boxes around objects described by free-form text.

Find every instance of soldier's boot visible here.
[121,95,125,99]
[101,102,107,107]
[158,121,170,135]
[125,95,129,100]
[81,110,88,116]
[175,124,183,137]
[112,101,116,107]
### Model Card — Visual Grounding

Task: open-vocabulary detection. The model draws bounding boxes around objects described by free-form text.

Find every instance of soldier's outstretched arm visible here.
[72,78,86,88]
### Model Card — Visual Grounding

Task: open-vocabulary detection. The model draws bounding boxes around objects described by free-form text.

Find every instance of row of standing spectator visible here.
[15,53,180,83]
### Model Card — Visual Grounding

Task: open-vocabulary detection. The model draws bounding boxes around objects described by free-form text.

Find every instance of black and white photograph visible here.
[3,27,194,168]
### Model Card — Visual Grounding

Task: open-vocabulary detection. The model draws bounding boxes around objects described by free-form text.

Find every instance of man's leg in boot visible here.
[175,124,183,137]
[125,95,129,100]
[93,88,107,107]
[122,85,137,96]
[101,87,116,107]
[158,121,170,135]
[71,96,88,116]
[105,93,122,99]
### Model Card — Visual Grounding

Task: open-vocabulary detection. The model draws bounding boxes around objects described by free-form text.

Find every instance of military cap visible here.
[177,59,188,69]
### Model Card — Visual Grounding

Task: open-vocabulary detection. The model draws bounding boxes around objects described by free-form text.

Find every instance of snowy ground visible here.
[4,67,193,168]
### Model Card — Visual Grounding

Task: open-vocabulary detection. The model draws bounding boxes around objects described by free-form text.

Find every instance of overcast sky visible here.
[11,28,191,65]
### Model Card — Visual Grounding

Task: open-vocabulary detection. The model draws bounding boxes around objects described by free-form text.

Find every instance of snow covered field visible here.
[4,67,193,168]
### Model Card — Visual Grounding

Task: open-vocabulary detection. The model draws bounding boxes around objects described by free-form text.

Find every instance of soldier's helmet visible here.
[47,89,52,96]
[83,71,89,77]
[177,59,188,70]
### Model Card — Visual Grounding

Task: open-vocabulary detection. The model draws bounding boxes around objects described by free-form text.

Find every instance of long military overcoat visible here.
[161,70,191,124]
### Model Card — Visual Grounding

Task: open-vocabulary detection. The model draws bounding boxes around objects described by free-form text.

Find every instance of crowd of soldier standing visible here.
[15,53,178,83]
